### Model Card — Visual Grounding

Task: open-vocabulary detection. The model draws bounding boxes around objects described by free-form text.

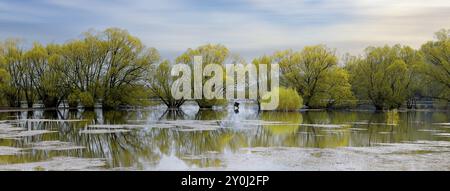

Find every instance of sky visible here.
[0,0,449,60]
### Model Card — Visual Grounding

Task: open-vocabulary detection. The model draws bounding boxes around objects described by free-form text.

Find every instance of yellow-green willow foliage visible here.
[0,28,160,108]
[1,39,28,107]
[347,45,422,110]
[275,87,303,111]
[61,28,160,108]
[251,55,277,110]
[176,44,228,108]
[0,41,72,108]
[22,42,69,108]
[0,43,10,106]
[418,29,450,102]
[147,60,186,108]
[271,45,354,108]
[1,28,449,110]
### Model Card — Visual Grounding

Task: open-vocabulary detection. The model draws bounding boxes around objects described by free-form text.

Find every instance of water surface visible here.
[0,105,449,170]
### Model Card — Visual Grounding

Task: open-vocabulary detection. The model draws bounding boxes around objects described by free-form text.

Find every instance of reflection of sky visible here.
[3,108,449,170]
[1,0,449,60]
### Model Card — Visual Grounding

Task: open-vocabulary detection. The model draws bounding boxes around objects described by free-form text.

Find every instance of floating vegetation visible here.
[149,124,179,128]
[222,141,450,170]
[0,120,21,124]
[417,129,444,132]
[88,124,149,129]
[0,127,26,133]
[13,130,57,137]
[17,119,88,123]
[432,133,450,137]
[0,130,57,139]
[321,129,347,134]
[87,120,349,133]
[0,157,106,171]
[348,122,399,126]
[152,120,222,130]
[163,120,220,125]
[1,120,58,139]
[238,120,287,125]
[0,110,449,171]
[349,128,368,131]
[175,127,217,132]
[182,152,222,160]
[433,123,450,126]
[378,131,395,134]
[126,119,157,123]
[79,129,131,134]
[0,146,23,155]
[30,141,85,151]
[298,124,349,128]
[239,147,271,153]
[355,141,450,154]
[0,123,12,128]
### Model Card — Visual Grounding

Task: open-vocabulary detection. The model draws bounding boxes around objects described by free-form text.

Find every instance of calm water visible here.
[0,104,449,170]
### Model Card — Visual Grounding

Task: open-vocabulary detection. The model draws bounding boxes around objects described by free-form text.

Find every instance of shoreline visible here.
[0,106,448,113]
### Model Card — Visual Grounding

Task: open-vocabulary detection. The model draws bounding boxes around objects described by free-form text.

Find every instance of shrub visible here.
[78,92,95,108]
[275,87,303,111]
[67,92,79,108]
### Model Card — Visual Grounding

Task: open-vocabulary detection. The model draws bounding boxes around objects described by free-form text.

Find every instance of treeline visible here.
[0,28,159,108]
[0,28,449,110]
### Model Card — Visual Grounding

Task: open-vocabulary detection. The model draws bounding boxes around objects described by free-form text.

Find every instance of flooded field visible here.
[0,105,449,171]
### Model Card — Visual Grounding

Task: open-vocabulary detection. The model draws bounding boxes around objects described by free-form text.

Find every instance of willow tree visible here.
[273,45,354,108]
[418,29,450,102]
[147,60,185,108]
[319,67,355,108]
[99,28,160,108]
[22,43,68,107]
[176,44,228,108]
[0,43,8,106]
[60,36,106,107]
[347,45,422,110]
[1,39,26,107]
[251,55,278,110]
[61,28,160,108]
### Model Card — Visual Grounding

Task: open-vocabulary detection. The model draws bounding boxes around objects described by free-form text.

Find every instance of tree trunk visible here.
[27,101,33,108]
[374,104,384,111]
[43,97,58,108]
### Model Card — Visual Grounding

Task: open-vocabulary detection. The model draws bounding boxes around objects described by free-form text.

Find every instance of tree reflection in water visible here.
[0,107,448,169]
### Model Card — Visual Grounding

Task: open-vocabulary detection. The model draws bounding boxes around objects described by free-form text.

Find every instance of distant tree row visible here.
[0,28,159,108]
[346,29,449,110]
[0,28,448,110]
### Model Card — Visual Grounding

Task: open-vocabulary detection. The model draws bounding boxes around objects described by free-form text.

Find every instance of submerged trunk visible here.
[196,101,214,109]
[167,103,180,109]
[198,105,214,109]
[160,109,186,120]
[42,96,59,108]
[68,99,78,108]
[374,104,384,111]
[164,99,185,109]
[7,92,20,107]
[27,101,33,108]
[406,98,417,109]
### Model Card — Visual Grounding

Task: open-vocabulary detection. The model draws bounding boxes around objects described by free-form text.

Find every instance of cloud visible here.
[0,0,449,60]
